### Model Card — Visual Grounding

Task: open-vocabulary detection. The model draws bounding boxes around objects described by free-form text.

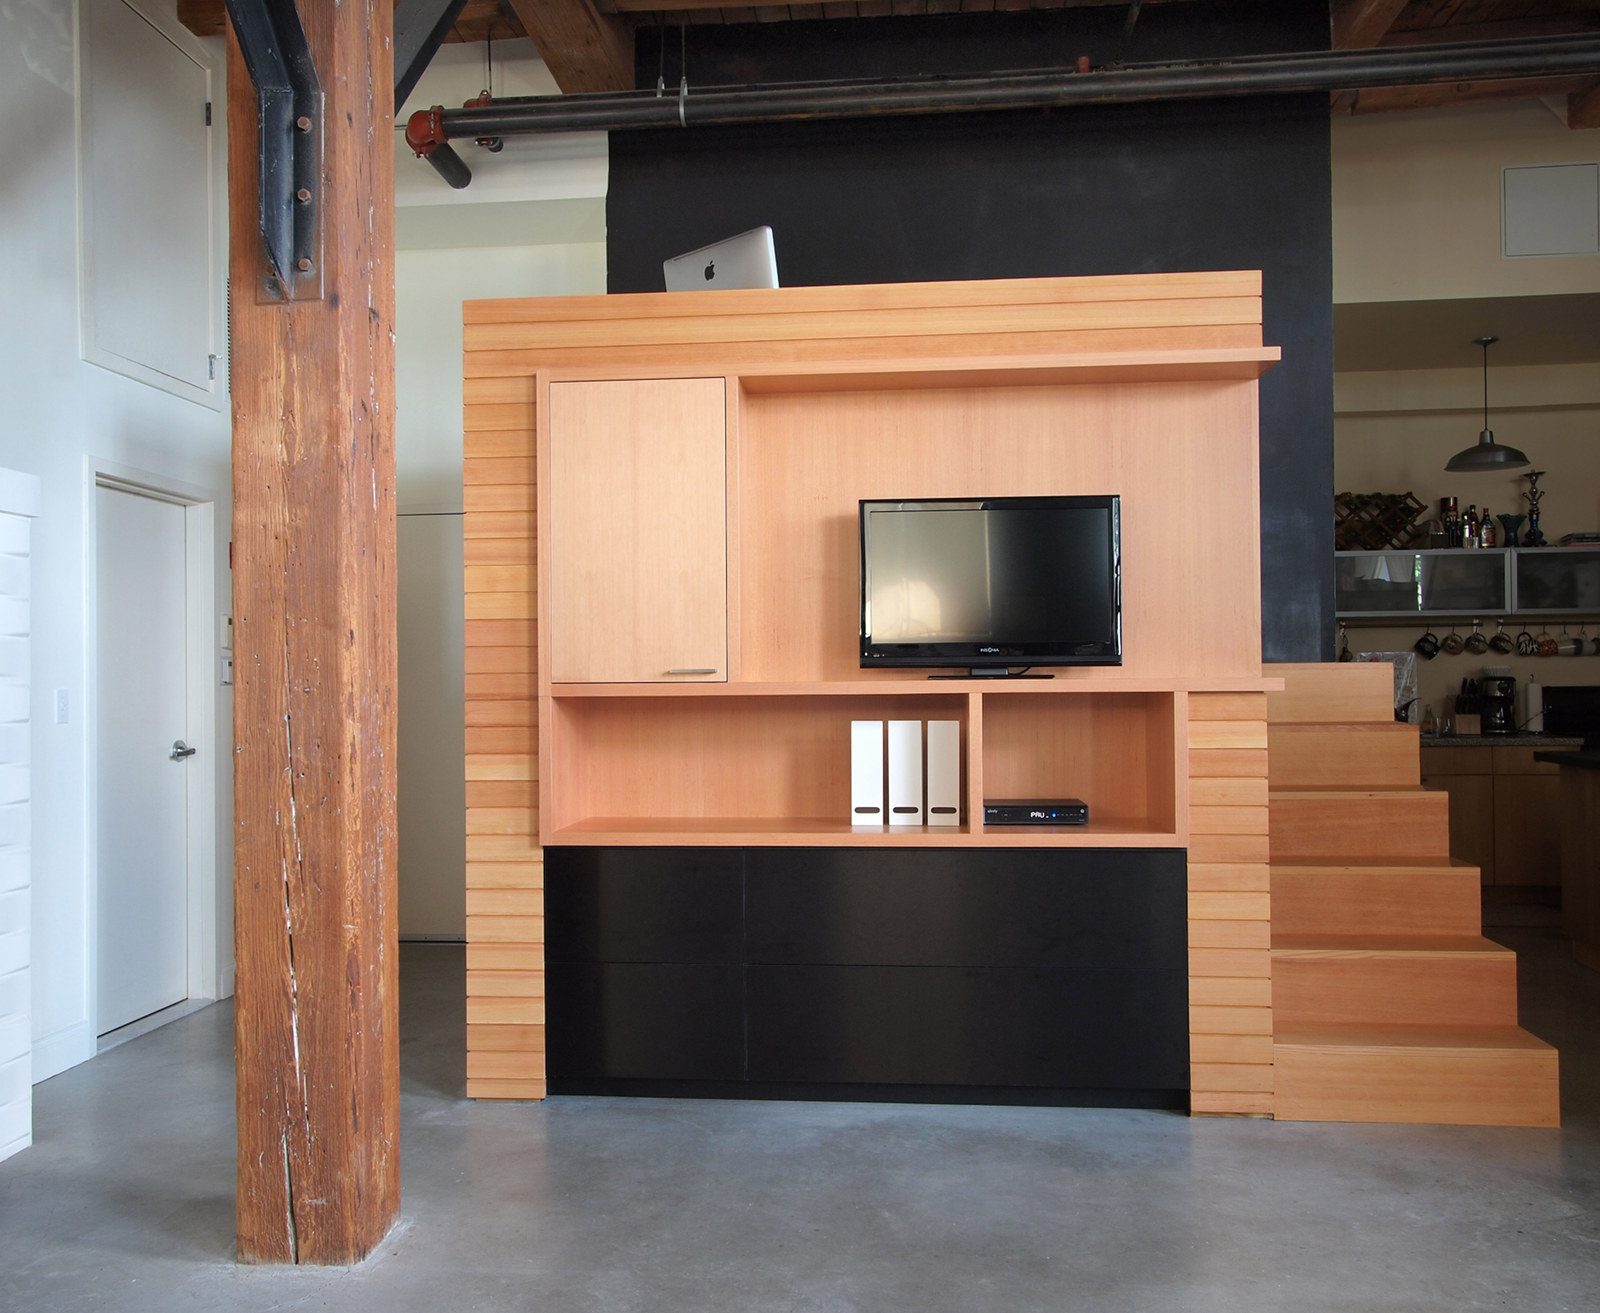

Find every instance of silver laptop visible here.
[663,226,780,292]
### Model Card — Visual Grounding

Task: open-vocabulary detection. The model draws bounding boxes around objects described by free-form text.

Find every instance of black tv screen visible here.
[859,496,1121,672]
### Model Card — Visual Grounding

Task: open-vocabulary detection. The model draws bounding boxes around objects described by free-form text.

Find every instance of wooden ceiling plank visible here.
[1332,0,1411,49]
[1568,76,1600,129]
[613,0,781,9]
[504,0,635,91]
[1380,14,1600,45]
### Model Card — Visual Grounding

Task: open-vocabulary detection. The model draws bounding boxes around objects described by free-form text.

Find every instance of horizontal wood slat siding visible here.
[463,385,544,1100]
[1187,692,1272,1118]
[462,272,1266,380]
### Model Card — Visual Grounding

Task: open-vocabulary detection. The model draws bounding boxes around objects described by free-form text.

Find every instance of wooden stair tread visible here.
[1270,721,1417,733]
[1271,856,1470,871]
[1275,1024,1554,1054]
[1269,785,1436,797]
[1272,934,1512,958]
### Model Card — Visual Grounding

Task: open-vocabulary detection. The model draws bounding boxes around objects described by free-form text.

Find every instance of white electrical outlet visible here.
[220,656,234,686]
[219,614,234,651]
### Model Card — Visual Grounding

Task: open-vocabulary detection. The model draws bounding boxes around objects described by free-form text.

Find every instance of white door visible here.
[96,485,190,1034]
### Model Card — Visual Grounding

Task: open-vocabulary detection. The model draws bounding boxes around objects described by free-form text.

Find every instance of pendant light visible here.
[1445,335,1530,472]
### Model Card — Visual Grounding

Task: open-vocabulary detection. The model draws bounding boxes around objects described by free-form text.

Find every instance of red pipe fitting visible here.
[404,106,448,157]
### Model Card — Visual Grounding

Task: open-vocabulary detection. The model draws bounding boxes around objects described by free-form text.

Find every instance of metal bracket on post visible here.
[224,0,323,302]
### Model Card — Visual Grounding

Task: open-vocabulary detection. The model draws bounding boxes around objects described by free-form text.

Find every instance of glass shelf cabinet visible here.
[1336,548,1600,619]
[1335,549,1508,618]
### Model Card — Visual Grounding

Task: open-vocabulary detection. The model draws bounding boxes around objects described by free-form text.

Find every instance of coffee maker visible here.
[1481,673,1517,734]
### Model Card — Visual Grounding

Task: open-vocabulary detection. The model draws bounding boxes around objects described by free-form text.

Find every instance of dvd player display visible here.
[983,798,1089,826]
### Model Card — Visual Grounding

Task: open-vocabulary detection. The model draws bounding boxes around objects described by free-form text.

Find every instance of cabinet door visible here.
[1421,774,1495,883]
[1493,774,1563,887]
[549,378,727,682]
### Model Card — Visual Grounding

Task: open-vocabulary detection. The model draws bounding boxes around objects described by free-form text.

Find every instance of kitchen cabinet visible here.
[1336,550,1508,619]
[1338,548,1600,620]
[1420,742,1579,888]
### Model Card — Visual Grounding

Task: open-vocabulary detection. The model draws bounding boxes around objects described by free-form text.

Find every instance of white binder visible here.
[850,720,885,825]
[926,720,960,826]
[887,719,924,826]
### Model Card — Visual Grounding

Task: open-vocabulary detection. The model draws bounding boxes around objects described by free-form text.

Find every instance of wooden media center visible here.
[463,272,1282,1112]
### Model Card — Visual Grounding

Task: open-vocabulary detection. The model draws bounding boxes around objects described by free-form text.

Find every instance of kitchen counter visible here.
[1531,753,1600,971]
[1418,738,1582,893]
[1421,734,1584,748]
[1533,750,1600,770]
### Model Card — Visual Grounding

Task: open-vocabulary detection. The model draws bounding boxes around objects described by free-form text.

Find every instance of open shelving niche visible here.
[538,349,1281,851]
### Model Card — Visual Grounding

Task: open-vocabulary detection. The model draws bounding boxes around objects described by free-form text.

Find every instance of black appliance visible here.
[1541,685,1600,746]
[1481,676,1517,735]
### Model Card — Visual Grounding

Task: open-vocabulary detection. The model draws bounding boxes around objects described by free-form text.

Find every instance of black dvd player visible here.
[983,798,1089,826]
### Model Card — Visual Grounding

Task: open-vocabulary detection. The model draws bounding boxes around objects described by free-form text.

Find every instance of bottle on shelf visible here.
[1464,504,1480,549]
[1480,507,1496,549]
[1441,496,1460,548]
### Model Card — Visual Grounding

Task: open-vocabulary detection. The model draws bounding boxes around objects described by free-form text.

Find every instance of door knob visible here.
[170,740,197,760]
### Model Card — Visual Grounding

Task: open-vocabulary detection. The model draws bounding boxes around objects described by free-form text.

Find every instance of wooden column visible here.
[226,0,399,1265]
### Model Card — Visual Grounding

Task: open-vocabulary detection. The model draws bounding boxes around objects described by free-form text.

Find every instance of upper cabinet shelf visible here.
[1336,548,1600,619]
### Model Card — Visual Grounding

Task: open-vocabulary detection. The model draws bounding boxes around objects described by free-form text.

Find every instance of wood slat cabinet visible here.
[547,377,728,683]
[1420,743,1578,887]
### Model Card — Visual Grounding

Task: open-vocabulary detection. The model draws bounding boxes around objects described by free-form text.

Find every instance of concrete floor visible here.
[2,917,1598,1313]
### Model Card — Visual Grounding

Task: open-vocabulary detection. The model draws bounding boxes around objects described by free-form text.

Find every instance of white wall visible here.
[0,0,233,1082]
[392,39,607,938]
[1333,100,1600,304]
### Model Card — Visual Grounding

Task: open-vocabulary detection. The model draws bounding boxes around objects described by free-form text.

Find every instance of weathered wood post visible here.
[226,0,399,1264]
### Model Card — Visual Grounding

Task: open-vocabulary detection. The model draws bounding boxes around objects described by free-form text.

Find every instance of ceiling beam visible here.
[178,0,227,38]
[1331,0,1408,50]
[395,0,472,110]
[503,0,635,91]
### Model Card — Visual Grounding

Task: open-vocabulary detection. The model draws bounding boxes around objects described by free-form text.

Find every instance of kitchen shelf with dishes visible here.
[1336,547,1600,620]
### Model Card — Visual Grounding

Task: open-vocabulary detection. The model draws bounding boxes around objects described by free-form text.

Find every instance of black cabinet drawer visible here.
[745,848,1187,969]
[545,848,743,964]
[746,965,1188,1090]
[546,962,744,1081]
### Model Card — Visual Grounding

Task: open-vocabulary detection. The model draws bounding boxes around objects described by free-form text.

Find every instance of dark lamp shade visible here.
[1444,428,1531,472]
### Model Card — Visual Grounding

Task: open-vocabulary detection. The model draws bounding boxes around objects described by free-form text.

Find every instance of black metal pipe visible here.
[434,33,1600,138]
[423,142,473,189]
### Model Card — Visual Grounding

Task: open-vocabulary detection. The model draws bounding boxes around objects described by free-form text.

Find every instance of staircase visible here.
[1266,663,1559,1127]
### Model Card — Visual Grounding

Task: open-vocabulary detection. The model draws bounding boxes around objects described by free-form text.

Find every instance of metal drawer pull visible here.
[666,668,718,676]
[170,740,197,760]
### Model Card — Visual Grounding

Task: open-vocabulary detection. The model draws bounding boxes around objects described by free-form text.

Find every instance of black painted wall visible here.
[606,1,1336,661]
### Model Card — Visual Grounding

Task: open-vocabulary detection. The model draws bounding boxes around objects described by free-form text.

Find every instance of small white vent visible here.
[1503,163,1600,258]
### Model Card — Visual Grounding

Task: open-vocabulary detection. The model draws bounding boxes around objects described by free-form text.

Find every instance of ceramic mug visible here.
[1489,621,1515,655]
[1441,629,1466,656]
[1516,628,1537,657]
[1537,630,1559,658]
[1414,629,1441,660]
[1465,621,1489,655]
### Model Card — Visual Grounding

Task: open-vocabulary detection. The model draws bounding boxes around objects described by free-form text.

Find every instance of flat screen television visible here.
[859,495,1121,675]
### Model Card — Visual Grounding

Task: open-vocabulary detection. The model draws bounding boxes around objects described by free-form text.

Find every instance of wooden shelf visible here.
[549,676,1284,698]
[735,347,1283,396]
[549,816,1182,847]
